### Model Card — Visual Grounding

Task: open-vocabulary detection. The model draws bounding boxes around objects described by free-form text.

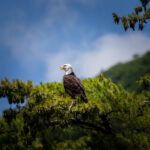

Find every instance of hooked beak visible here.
[60,65,65,70]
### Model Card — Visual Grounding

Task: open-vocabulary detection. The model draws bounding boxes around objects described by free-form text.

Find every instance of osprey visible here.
[60,64,87,103]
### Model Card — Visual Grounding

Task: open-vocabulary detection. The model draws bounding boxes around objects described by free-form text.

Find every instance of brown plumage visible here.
[60,64,87,103]
[63,72,87,103]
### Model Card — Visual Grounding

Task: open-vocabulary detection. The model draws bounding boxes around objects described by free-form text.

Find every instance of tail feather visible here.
[81,95,88,103]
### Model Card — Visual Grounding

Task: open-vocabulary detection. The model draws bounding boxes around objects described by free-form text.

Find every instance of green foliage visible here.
[0,115,25,150]
[55,136,91,150]
[0,73,150,149]
[140,0,150,10]
[102,51,150,92]
[113,0,150,31]
[0,78,33,104]
[138,74,150,90]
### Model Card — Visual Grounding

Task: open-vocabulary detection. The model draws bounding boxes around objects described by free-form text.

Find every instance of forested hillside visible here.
[102,51,150,92]
[0,74,150,150]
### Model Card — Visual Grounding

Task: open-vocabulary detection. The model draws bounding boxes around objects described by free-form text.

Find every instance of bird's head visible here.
[60,64,73,75]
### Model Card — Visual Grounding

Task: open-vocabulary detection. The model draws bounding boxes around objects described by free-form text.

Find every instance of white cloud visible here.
[1,1,150,83]
[45,32,150,82]
[0,0,78,66]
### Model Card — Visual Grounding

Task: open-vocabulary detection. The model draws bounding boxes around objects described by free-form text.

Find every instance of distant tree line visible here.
[102,51,150,92]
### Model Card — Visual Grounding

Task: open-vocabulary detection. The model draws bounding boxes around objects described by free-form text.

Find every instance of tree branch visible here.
[49,118,111,134]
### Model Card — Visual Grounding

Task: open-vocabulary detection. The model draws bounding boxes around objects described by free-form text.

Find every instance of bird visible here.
[60,64,88,104]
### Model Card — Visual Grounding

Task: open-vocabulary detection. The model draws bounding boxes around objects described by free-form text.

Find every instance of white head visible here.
[60,64,73,75]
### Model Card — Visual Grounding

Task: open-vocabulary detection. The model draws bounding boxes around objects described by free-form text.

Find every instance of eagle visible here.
[60,64,87,103]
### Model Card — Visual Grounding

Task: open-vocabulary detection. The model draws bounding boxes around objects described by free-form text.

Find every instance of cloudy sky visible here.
[0,0,150,112]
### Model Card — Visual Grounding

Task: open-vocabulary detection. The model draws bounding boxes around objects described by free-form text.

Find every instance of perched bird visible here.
[60,64,87,103]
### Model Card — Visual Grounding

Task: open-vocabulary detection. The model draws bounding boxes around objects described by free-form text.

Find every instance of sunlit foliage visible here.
[0,74,150,149]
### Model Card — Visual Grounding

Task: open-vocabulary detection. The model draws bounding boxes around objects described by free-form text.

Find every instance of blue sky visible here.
[0,0,150,113]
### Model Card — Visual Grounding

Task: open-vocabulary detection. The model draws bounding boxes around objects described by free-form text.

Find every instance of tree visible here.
[0,75,150,150]
[113,0,150,31]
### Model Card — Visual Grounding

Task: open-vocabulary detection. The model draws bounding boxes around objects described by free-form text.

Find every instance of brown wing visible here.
[63,74,87,102]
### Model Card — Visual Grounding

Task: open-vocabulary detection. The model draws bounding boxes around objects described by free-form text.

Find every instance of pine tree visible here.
[0,75,150,149]
[113,0,150,31]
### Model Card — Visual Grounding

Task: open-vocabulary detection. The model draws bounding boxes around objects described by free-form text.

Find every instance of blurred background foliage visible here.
[113,0,150,31]
[102,51,150,92]
[0,51,150,149]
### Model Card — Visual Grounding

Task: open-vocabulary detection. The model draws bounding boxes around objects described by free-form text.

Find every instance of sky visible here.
[0,0,150,113]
